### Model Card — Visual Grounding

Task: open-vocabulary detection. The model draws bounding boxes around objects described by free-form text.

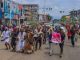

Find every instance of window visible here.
[1,2,3,8]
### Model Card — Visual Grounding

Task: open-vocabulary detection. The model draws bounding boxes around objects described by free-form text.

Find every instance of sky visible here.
[13,0,80,19]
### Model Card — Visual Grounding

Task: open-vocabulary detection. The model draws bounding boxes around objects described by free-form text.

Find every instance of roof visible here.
[22,4,38,7]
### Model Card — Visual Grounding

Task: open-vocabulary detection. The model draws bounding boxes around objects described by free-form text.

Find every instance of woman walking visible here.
[1,27,11,50]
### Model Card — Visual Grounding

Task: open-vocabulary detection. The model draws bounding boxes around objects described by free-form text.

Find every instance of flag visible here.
[15,5,20,14]
[18,5,23,10]
[0,9,2,19]
[18,5,23,16]
[4,0,9,13]
[4,0,14,20]
[51,32,61,43]
[9,1,15,20]
[10,10,14,19]
[4,0,10,19]
[5,10,14,19]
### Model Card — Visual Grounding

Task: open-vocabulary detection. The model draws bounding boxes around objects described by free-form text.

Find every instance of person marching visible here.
[24,29,34,54]
[35,28,43,51]
[70,25,76,47]
[49,27,65,58]
[11,28,18,52]
[16,28,26,52]
[66,23,71,40]
[59,28,65,58]
[1,27,11,50]
[34,28,39,50]
[47,27,53,51]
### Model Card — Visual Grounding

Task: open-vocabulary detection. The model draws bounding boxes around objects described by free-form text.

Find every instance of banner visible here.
[18,5,23,10]
[4,0,9,13]
[51,32,61,43]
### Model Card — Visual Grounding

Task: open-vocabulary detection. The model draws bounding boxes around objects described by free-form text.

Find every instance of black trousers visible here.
[71,35,75,47]
[35,37,42,50]
[43,33,46,44]
[59,42,64,55]
[11,39,16,51]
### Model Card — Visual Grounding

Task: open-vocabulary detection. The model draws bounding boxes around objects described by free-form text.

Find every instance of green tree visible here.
[28,20,38,29]
[47,14,52,21]
[61,16,66,22]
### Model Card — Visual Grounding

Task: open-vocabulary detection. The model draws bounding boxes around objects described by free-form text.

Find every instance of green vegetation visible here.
[47,14,52,21]
[61,16,66,22]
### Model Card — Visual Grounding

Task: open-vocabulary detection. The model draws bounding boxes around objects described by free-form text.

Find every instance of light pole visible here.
[10,3,12,26]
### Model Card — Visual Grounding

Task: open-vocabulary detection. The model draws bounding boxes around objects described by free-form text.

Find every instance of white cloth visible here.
[1,31,10,44]
[4,38,10,43]
[18,32,26,40]
[34,29,38,37]
[60,27,66,33]
[16,32,26,51]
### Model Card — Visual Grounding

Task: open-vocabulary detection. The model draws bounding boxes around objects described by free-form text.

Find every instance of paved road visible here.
[0,37,80,60]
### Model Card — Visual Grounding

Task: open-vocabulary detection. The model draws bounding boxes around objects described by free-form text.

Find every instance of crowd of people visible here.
[0,24,47,53]
[0,22,80,58]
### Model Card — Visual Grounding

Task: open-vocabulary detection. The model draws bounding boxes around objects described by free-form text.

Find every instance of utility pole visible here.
[10,3,12,26]
[43,0,46,22]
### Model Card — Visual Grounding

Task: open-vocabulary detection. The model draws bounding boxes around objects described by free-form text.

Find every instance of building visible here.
[22,4,39,21]
[39,14,52,23]
[69,9,80,23]
[39,14,47,22]
[0,0,3,8]
[0,0,3,24]
[70,10,77,17]
[0,0,20,25]
[70,10,80,18]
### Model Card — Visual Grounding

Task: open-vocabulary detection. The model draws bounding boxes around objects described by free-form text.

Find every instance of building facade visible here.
[39,14,52,23]
[69,10,80,23]
[0,0,3,24]
[70,10,80,18]
[23,4,39,21]
[0,0,3,8]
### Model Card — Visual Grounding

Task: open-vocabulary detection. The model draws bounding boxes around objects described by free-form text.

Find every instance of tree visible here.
[28,20,38,29]
[61,16,66,22]
[47,14,52,21]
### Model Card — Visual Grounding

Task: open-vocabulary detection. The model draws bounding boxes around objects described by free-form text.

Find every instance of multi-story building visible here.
[70,10,80,18]
[69,10,80,23]
[39,14,52,23]
[70,10,77,17]
[22,4,39,21]
[39,14,47,22]
[0,0,20,25]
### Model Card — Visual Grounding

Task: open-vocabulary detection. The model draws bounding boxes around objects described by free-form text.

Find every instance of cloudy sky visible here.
[13,0,80,19]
